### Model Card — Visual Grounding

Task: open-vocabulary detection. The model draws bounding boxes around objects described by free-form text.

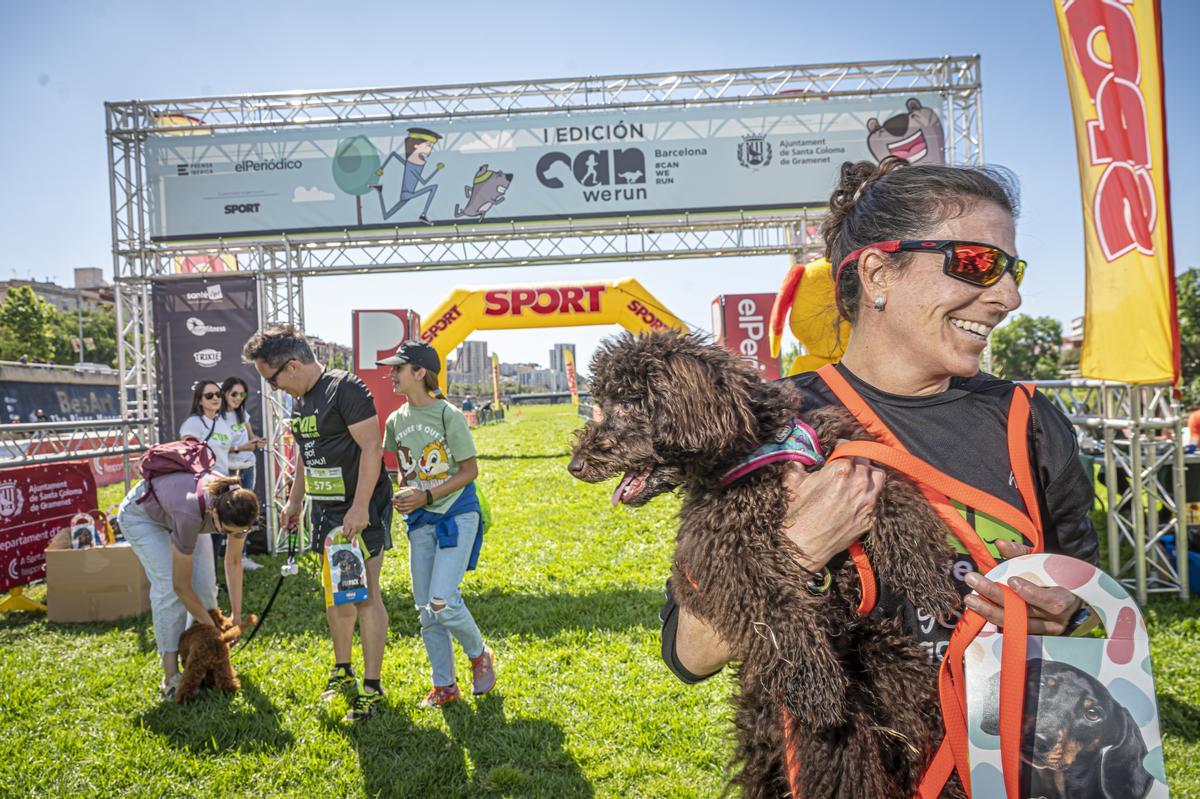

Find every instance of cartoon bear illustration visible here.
[866,98,945,165]
[418,441,451,481]
[455,165,513,221]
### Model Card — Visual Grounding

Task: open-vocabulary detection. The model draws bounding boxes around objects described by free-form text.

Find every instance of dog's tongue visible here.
[612,471,638,507]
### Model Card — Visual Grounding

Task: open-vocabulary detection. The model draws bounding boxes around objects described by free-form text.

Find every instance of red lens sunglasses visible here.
[837,240,1027,290]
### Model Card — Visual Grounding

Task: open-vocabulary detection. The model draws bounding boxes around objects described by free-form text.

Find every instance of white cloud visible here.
[292,186,335,203]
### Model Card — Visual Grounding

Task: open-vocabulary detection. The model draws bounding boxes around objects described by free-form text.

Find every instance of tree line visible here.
[0,285,118,367]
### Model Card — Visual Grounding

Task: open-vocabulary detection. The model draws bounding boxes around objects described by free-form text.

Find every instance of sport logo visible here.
[224,203,261,215]
[186,317,227,337]
[0,480,23,519]
[738,135,772,170]
[193,349,222,368]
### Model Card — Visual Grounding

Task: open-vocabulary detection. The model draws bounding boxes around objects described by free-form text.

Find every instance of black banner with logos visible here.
[151,275,263,477]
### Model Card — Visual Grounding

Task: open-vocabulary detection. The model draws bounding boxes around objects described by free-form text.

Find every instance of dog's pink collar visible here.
[719,419,825,488]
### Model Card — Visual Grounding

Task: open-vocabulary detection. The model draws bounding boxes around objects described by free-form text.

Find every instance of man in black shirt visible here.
[245,325,393,722]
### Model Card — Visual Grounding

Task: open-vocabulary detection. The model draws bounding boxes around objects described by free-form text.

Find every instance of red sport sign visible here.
[712,293,780,380]
[352,309,422,472]
[482,285,606,316]
[0,462,97,593]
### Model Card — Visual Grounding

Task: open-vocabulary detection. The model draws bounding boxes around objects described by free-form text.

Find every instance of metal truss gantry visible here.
[1035,381,1189,603]
[101,58,983,552]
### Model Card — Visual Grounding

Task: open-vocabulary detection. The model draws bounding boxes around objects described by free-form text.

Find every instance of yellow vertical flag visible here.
[1054,0,1178,383]
[563,347,580,406]
[491,353,501,409]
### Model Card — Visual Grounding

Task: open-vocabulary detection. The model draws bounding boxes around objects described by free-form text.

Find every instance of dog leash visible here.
[235,525,300,652]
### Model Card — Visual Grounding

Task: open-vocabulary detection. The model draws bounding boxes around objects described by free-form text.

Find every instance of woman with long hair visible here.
[221,376,267,571]
[179,380,234,476]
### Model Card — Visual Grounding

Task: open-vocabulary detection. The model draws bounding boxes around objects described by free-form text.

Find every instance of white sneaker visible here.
[242,555,263,571]
[160,673,183,702]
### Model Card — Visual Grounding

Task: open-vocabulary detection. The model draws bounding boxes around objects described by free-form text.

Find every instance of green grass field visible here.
[2,404,1199,798]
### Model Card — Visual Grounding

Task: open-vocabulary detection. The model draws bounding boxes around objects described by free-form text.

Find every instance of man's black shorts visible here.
[310,483,394,559]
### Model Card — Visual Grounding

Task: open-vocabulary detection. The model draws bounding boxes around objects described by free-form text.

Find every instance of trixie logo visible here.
[484,286,606,316]
[627,299,668,330]
[421,305,463,344]
[193,348,222,368]
[1064,0,1157,261]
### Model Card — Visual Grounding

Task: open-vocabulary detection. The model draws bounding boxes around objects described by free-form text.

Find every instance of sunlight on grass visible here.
[2,404,1198,797]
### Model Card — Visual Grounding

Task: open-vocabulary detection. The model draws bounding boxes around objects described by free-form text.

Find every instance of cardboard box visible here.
[44,528,152,623]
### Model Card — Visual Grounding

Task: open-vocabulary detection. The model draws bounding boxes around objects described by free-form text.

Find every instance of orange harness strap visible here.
[808,365,1044,799]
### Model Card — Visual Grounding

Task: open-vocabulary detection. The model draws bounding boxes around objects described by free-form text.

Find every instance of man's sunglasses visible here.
[837,240,1027,289]
[202,392,220,400]
[266,360,291,388]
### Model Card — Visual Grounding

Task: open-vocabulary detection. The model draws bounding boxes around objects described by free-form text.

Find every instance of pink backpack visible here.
[135,436,215,509]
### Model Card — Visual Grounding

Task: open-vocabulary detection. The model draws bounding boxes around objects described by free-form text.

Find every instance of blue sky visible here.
[2,0,1197,369]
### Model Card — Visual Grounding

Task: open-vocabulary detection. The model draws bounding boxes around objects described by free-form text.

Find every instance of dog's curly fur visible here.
[174,608,255,704]
[569,331,966,798]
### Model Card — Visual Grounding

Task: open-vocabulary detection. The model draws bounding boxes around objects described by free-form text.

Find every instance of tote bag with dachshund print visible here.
[964,554,1168,798]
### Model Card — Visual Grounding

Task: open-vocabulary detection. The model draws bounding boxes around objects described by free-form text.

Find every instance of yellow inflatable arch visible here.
[420,277,687,392]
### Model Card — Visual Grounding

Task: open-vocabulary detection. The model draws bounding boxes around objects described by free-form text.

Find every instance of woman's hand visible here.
[780,450,887,572]
[963,539,1083,635]
[392,486,426,514]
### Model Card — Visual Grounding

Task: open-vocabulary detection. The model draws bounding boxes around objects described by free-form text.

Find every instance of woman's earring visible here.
[873,295,886,311]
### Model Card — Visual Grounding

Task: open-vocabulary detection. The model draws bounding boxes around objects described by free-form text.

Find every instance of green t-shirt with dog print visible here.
[383,399,476,514]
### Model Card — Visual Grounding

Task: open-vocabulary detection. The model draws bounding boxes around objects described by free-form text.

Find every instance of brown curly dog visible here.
[568,331,965,799]
[174,609,256,704]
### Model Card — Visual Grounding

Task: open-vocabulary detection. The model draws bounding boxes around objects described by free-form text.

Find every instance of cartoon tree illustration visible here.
[332,136,382,226]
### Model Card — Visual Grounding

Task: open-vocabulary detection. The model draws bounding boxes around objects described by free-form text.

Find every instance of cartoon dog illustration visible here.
[455,165,512,221]
[866,98,945,165]
[331,548,365,592]
[981,659,1154,799]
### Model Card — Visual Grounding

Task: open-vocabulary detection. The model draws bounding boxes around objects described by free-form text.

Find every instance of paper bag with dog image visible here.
[964,553,1168,798]
[321,526,368,607]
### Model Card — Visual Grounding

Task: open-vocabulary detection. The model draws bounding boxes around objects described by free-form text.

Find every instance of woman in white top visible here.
[220,376,267,571]
[220,377,265,490]
[179,380,234,475]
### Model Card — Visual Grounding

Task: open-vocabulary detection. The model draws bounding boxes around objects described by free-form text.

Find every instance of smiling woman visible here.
[659,156,1101,798]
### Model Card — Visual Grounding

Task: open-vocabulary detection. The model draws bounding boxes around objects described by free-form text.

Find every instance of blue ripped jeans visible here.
[408,512,484,688]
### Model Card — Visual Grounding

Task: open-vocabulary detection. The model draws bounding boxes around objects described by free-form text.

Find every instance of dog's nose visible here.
[567,457,586,477]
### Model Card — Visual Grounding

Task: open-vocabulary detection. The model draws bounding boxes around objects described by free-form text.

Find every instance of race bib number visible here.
[306,466,346,503]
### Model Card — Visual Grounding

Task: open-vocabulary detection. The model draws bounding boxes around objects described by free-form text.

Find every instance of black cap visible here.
[376,340,441,374]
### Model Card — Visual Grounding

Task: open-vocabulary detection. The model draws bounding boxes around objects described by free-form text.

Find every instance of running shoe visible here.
[470,646,497,695]
[344,688,385,722]
[159,673,183,703]
[321,670,357,701]
[419,684,461,708]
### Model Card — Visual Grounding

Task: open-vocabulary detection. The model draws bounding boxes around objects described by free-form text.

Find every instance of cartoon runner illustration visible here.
[371,127,445,225]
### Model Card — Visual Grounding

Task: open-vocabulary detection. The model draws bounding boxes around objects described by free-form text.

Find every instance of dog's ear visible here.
[1100,702,1153,798]
[648,352,757,456]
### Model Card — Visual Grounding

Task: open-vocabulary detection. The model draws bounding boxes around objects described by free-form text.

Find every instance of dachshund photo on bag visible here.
[980,658,1153,799]
[568,330,970,799]
[331,548,365,592]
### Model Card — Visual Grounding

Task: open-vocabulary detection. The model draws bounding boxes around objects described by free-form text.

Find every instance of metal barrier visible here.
[0,418,154,475]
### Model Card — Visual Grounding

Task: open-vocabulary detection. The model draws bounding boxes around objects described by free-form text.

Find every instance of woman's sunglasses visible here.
[202,392,220,400]
[837,239,1027,289]
[228,391,246,398]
